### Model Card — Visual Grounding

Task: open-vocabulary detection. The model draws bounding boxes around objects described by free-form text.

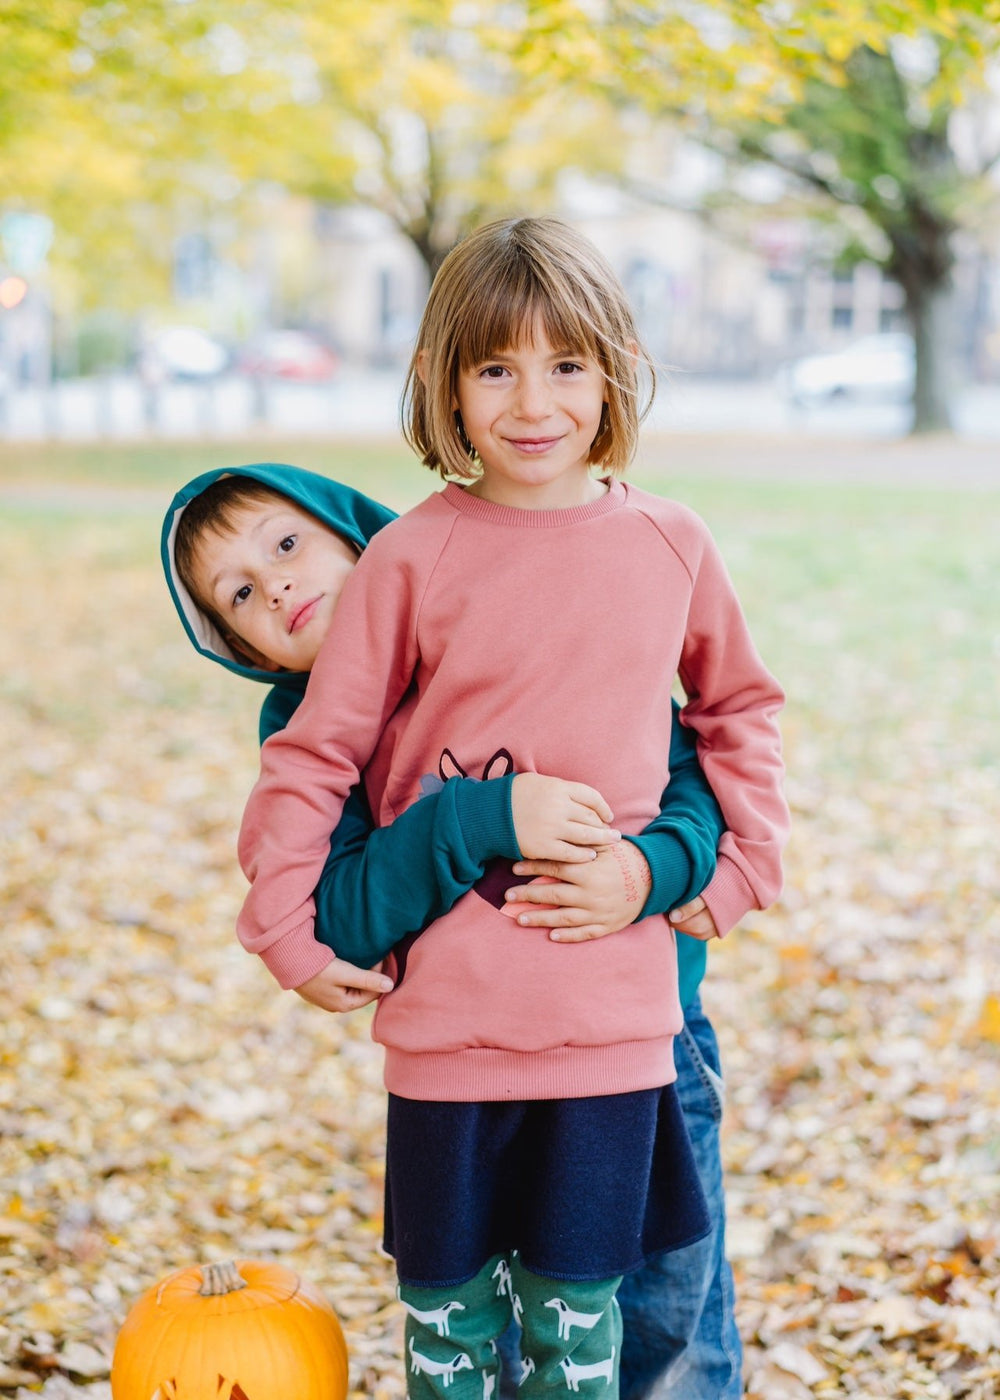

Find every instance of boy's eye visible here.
[278,535,296,553]
[233,584,252,607]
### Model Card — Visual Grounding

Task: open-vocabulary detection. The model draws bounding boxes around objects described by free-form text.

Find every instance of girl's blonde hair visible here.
[402,217,655,480]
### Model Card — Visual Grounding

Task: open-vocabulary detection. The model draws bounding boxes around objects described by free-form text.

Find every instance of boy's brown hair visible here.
[173,475,289,614]
[402,217,655,481]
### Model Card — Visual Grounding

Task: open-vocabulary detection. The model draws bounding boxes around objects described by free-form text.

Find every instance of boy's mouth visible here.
[289,597,321,633]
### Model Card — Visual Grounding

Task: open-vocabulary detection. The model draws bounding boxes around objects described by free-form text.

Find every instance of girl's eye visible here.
[278,535,296,553]
[480,365,509,379]
[555,361,584,375]
[233,584,252,607]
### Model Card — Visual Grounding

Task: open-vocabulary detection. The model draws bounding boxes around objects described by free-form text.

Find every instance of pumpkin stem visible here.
[199,1261,249,1296]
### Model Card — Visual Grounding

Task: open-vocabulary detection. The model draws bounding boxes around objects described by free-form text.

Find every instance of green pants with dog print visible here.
[398,1254,622,1400]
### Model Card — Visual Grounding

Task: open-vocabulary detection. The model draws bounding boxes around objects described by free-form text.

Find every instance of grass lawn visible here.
[2,436,998,1397]
[3,433,997,764]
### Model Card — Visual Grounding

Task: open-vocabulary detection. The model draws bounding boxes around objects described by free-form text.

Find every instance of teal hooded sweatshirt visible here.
[162,463,724,1007]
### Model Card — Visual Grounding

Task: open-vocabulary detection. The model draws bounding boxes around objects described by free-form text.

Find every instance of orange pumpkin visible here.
[111,1259,349,1400]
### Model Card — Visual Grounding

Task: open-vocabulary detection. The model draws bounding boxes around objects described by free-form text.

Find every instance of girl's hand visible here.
[511,773,620,863]
[501,841,652,942]
[669,895,719,942]
[295,957,394,1013]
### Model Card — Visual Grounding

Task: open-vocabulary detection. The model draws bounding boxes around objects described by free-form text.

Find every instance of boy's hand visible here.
[511,773,620,863]
[501,841,652,942]
[669,895,719,942]
[295,957,394,1013]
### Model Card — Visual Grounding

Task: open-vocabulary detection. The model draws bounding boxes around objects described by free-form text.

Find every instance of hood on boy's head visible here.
[161,462,397,685]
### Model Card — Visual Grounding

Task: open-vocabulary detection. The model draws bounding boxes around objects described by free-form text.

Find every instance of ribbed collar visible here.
[442,478,625,528]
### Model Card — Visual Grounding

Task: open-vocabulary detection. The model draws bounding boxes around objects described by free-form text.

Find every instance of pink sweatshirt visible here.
[237,481,788,1101]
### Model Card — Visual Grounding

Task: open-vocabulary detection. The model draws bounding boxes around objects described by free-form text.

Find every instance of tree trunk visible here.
[904,274,956,434]
[886,174,958,435]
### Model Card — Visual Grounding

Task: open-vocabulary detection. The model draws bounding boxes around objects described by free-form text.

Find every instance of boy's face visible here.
[188,498,358,672]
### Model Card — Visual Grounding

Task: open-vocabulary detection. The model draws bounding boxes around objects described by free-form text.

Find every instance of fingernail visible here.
[669,911,680,921]
[379,979,394,991]
[512,863,527,874]
[549,931,562,941]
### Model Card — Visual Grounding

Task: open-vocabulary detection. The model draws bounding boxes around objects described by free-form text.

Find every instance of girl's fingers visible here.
[542,844,601,863]
[512,859,576,878]
[549,924,607,942]
[504,903,584,927]
[503,878,573,906]
[335,988,381,1011]
[328,960,394,993]
[668,895,706,923]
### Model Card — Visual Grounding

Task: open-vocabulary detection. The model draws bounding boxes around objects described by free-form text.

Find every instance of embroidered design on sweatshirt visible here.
[420,747,516,910]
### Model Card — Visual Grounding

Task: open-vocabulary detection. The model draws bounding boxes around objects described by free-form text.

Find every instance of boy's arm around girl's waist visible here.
[260,686,726,974]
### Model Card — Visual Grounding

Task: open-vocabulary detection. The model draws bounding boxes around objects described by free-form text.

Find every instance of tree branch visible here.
[732,135,866,209]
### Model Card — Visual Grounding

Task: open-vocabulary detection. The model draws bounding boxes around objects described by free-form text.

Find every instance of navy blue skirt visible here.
[383,1084,710,1288]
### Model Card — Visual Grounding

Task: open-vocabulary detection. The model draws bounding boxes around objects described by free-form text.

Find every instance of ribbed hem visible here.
[453,770,521,862]
[257,922,334,989]
[701,855,757,940]
[625,832,694,921]
[442,479,625,528]
[383,1038,676,1102]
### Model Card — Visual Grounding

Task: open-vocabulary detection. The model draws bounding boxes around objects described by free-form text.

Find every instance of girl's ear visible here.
[416,348,431,386]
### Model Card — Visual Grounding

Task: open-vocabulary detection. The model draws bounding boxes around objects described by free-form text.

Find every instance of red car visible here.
[239,330,340,382]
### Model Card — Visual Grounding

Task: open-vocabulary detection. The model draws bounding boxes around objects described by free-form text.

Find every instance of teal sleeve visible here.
[311,774,518,968]
[625,700,725,1012]
[624,700,725,919]
[259,682,520,968]
[258,681,308,745]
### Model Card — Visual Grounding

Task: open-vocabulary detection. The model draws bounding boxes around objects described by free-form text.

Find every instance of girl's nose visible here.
[514,373,552,419]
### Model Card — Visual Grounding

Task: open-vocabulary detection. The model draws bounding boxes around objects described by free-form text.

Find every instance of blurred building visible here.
[242,175,1000,383]
[5,154,999,391]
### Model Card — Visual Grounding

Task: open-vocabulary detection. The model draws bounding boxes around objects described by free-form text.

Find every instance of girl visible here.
[237,218,789,1400]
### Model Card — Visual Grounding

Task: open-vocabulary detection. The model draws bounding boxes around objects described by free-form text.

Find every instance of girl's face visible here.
[453,320,607,510]
[189,499,358,672]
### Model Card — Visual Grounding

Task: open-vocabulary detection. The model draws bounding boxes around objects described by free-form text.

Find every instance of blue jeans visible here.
[497,999,742,1400]
[616,997,743,1399]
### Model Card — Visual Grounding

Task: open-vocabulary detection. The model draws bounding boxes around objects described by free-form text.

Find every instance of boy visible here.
[163,462,743,1397]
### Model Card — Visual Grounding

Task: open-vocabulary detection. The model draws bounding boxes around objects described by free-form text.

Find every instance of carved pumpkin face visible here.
[111,1260,348,1400]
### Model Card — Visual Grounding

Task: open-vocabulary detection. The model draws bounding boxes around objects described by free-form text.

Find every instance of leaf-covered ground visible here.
[1,438,998,1399]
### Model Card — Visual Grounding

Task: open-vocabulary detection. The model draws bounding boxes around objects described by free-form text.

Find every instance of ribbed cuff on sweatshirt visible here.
[451,771,522,864]
[701,855,757,940]
[258,921,334,990]
[625,831,696,922]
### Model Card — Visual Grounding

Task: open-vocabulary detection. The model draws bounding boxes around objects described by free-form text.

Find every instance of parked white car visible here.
[141,326,230,382]
[779,333,915,406]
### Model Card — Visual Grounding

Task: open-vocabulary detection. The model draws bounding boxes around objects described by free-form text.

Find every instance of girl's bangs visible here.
[455,269,605,370]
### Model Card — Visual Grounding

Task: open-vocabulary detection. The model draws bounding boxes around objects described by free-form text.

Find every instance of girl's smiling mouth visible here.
[507,436,563,454]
